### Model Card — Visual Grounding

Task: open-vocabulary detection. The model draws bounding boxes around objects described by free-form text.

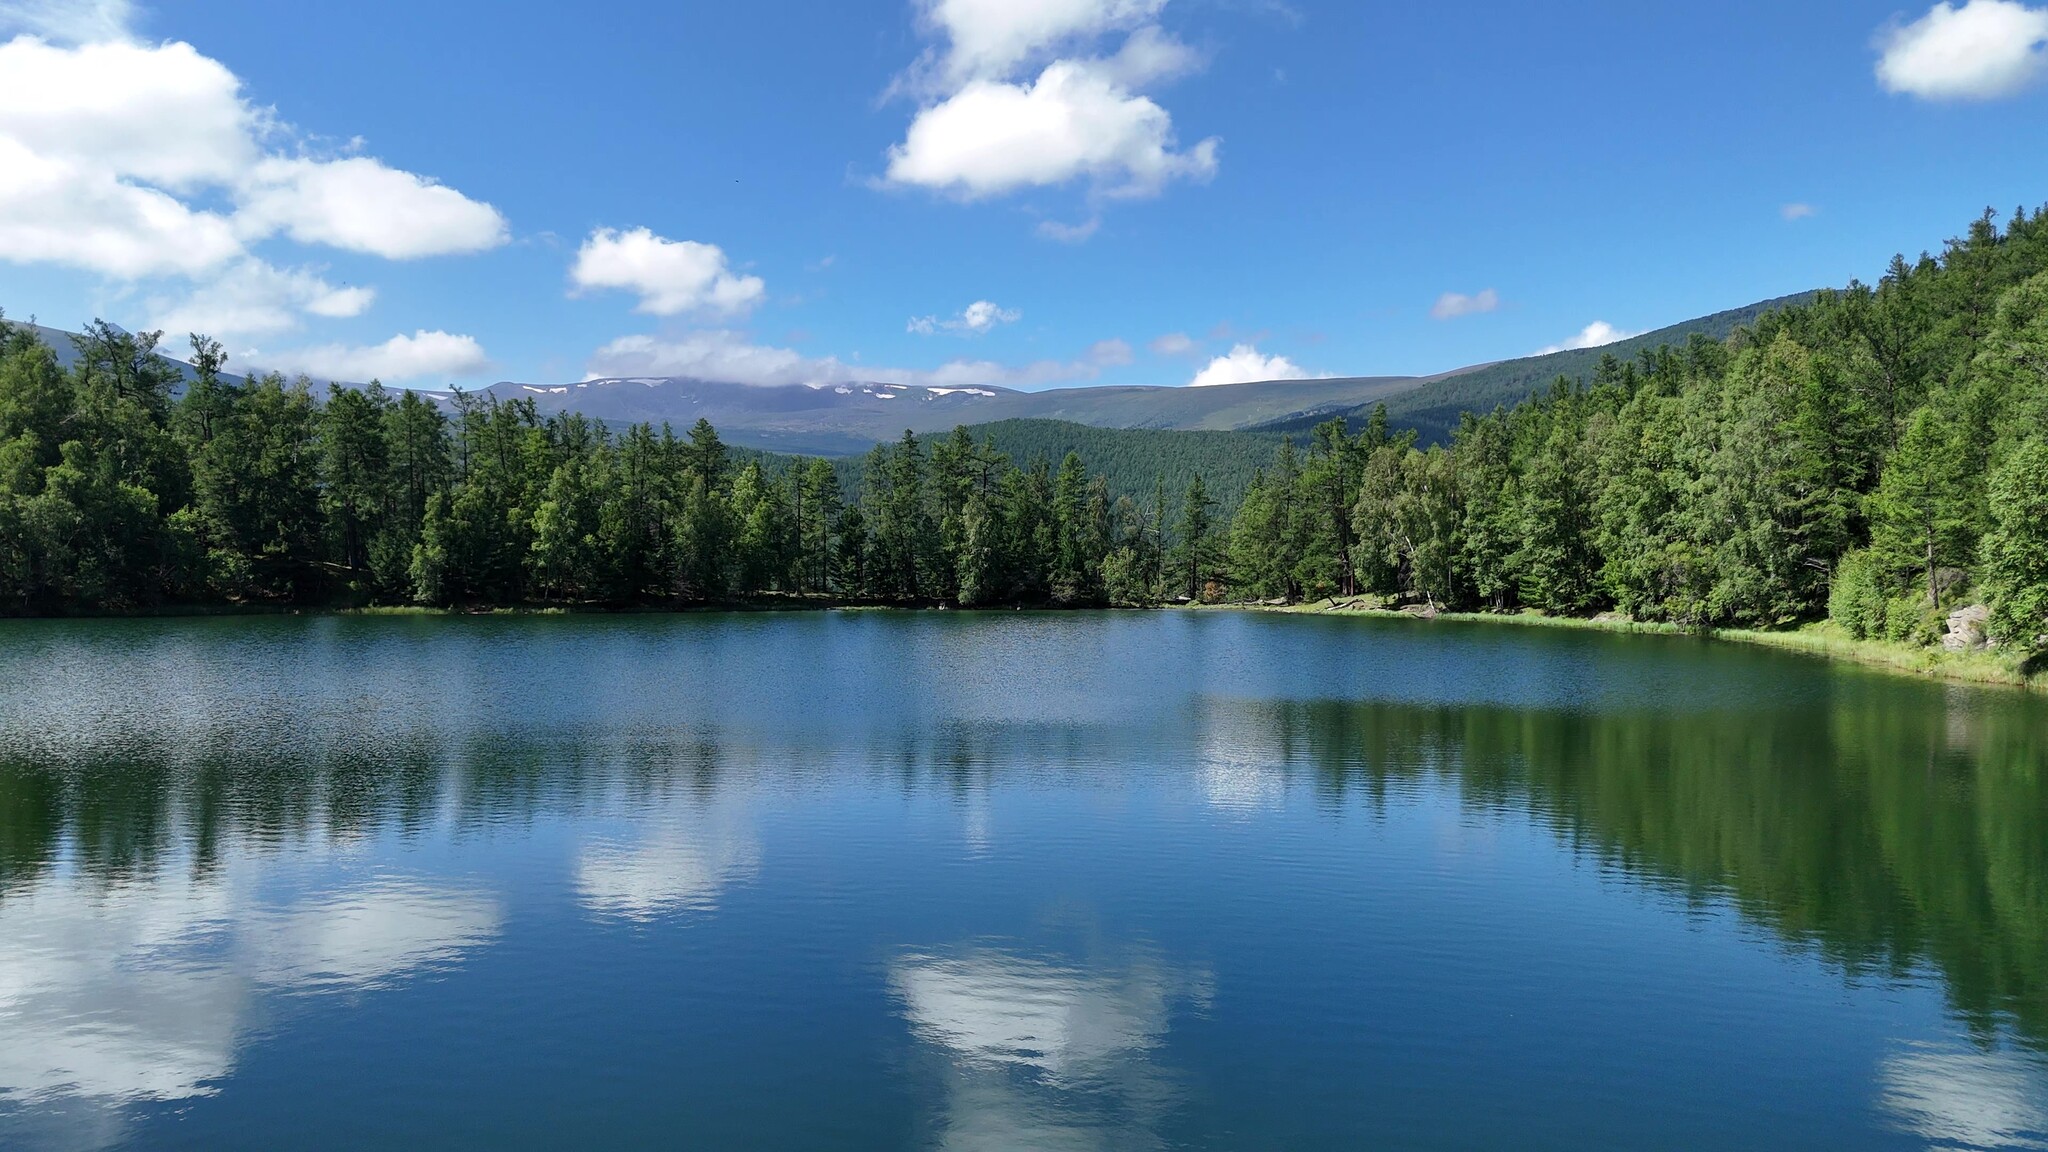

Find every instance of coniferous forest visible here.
[1,205,2045,653]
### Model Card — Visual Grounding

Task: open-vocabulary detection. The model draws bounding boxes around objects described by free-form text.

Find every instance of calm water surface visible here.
[0,611,2043,1150]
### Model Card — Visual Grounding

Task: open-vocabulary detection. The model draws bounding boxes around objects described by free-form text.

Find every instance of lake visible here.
[0,611,2043,1150]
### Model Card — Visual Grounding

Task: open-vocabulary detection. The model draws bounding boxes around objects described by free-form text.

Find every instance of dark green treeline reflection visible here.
[1275,688,2048,1050]
[2,680,2043,1052]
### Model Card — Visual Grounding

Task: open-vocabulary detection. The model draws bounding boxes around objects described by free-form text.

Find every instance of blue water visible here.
[0,611,2042,1150]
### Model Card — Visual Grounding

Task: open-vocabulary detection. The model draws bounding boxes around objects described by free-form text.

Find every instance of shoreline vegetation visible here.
[10,594,2040,694]
[1235,598,2047,691]
[4,205,2047,695]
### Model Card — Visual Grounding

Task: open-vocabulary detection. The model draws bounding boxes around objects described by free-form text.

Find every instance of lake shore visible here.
[11,596,2042,693]
[1232,599,2047,692]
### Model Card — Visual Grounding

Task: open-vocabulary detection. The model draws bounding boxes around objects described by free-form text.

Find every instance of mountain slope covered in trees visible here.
[3,204,2044,663]
[1252,293,1816,444]
[1223,206,2048,655]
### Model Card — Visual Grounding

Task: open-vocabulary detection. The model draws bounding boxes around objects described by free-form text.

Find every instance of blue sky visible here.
[2,0,2045,389]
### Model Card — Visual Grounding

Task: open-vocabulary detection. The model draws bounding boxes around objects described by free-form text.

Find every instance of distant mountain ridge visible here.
[434,291,1810,454]
[1249,292,1819,442]
[11,322,243,388]
[422,373,1422,456]
[9,291,1813,456]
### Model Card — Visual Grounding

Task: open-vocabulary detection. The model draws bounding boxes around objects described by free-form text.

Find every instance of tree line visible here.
[1222,205,2048,650]
[4,203,2044,639]
[0,320,1219,611]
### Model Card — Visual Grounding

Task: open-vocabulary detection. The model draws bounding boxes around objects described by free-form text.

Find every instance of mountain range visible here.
[17,292,1810,457]
[425,291,1812,454]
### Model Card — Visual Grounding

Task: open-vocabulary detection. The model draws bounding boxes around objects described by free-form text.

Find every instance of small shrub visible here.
[1829,551,1888,640]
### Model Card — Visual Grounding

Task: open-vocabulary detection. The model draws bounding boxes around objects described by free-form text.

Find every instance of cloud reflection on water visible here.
[1878,1044,2048,1151]
[892,946,1210,1150]
[575,803,761,921]
[0,855,500,1150]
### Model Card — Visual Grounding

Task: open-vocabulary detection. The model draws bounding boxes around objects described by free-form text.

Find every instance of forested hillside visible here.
[0,323,1199,610]
[1225,206,2048,652]
[4,204,2044,648]
[1252,293,1816,444]
[963,420,1277,509]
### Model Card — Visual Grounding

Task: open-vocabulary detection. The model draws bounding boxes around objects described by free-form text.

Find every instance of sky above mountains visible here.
[2,0,2045,390]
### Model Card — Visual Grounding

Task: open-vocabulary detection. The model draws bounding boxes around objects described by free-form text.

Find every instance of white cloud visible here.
[1036,216,1102,243]
[0,36,254,189]
[887,61,1218,199]
[908,299,1022,335]
[1097,23,1203,86]
[1537,321,1641,355]
[148,260,373,340]
[570,227,766,317]
[1189,343,1310,387]
[1782,202,1818,221]
[1431,288,1500,321]
[1876,0,2048,100]
[915,0,1168,86]
[0,20,506,334]
[1149,331,1198,357]
[236,157,508,260]
[0,135,243,279]
[884,0,1218,202]
[255,330,491,384]
[0,0,136,44]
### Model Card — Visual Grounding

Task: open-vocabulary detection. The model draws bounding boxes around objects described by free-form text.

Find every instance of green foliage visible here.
[1829,551,1889,641]
[7,203,2048,629]
[1982,439,2048,646]
[1217,204,2048,641]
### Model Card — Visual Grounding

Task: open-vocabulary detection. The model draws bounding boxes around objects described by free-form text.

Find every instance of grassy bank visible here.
[15,596,2042,692]
[1238,599,2046,692]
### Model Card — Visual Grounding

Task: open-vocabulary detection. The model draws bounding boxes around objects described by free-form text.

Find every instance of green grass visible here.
[1231,601,2046,692]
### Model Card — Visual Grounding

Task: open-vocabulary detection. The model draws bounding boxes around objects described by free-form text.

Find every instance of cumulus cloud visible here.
[570,227,766,317]
[255,330,491,384]
[236,157,508,259]
[0,17,506,333]
[148,260,374,341]
[1189,343,1313,387]
[1876,0,2048,100]
[883,0,1219,202]
[908,299,1022,335]
[887,62,1218,200]
[1149,331,1198,357]
[1431,288,1501,321]
[1537,321,1641,355]
[0,134,243,279]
